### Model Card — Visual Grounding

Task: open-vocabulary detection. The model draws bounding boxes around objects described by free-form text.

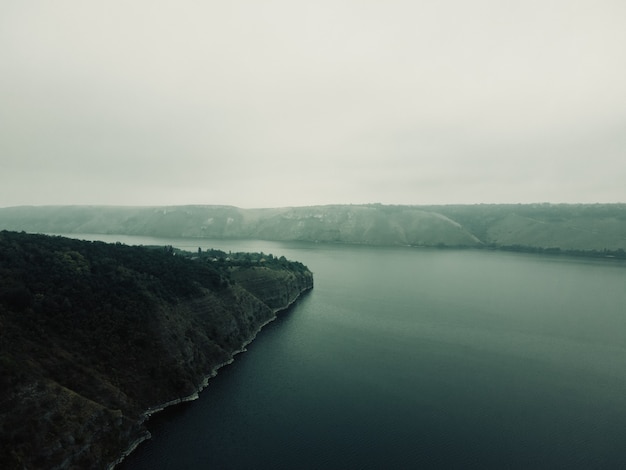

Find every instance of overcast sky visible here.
[1,1,625,208]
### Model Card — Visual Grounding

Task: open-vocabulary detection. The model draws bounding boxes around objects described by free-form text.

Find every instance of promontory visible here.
[0,231,313,469]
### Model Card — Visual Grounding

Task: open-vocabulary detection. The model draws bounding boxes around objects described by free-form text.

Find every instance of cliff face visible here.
[230,265,314,311]
[0,231,313,469]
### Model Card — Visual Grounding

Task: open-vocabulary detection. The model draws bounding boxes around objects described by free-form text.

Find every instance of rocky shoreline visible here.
[109,284,313,469]
[0,231,314,470]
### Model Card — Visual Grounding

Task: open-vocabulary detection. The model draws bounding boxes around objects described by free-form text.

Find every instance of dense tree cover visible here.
[0,231,313,469]
[0,232,224,359]
[0,231,312,391]
[0,232,226,424]
[182,247,309,272]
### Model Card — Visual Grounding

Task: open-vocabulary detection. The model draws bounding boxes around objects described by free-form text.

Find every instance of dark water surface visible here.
[71,235,626,469]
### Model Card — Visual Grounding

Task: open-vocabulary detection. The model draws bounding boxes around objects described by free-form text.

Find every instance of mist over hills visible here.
[1,203,625,255]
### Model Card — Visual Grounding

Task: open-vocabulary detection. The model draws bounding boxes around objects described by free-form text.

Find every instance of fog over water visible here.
[2,1,626,207]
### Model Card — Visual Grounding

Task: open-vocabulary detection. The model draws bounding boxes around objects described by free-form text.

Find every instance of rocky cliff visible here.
[0,231,313,469]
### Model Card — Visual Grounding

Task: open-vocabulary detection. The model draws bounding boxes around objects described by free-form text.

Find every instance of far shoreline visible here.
[48,231,626,264]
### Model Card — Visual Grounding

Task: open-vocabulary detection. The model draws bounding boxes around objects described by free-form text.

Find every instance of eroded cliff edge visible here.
[0,231,313,469]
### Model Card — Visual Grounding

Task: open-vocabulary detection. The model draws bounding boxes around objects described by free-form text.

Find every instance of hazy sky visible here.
[1,1,625,208]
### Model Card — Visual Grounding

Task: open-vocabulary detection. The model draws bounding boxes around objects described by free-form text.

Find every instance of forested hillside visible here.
[0,231,312,469]
[0,203,625,256]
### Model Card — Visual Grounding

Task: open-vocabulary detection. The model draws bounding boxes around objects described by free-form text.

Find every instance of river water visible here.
[66,235,626,469]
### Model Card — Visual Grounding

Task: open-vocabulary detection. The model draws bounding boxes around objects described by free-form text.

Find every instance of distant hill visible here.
[0,203,625,256]
[429,203,626,255]
[0,231,313,469]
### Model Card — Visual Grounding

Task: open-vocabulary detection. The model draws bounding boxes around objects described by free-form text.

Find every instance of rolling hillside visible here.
[0,203,625,255]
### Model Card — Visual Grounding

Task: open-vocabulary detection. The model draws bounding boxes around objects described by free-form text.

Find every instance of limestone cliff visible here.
[0,231,313,469]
